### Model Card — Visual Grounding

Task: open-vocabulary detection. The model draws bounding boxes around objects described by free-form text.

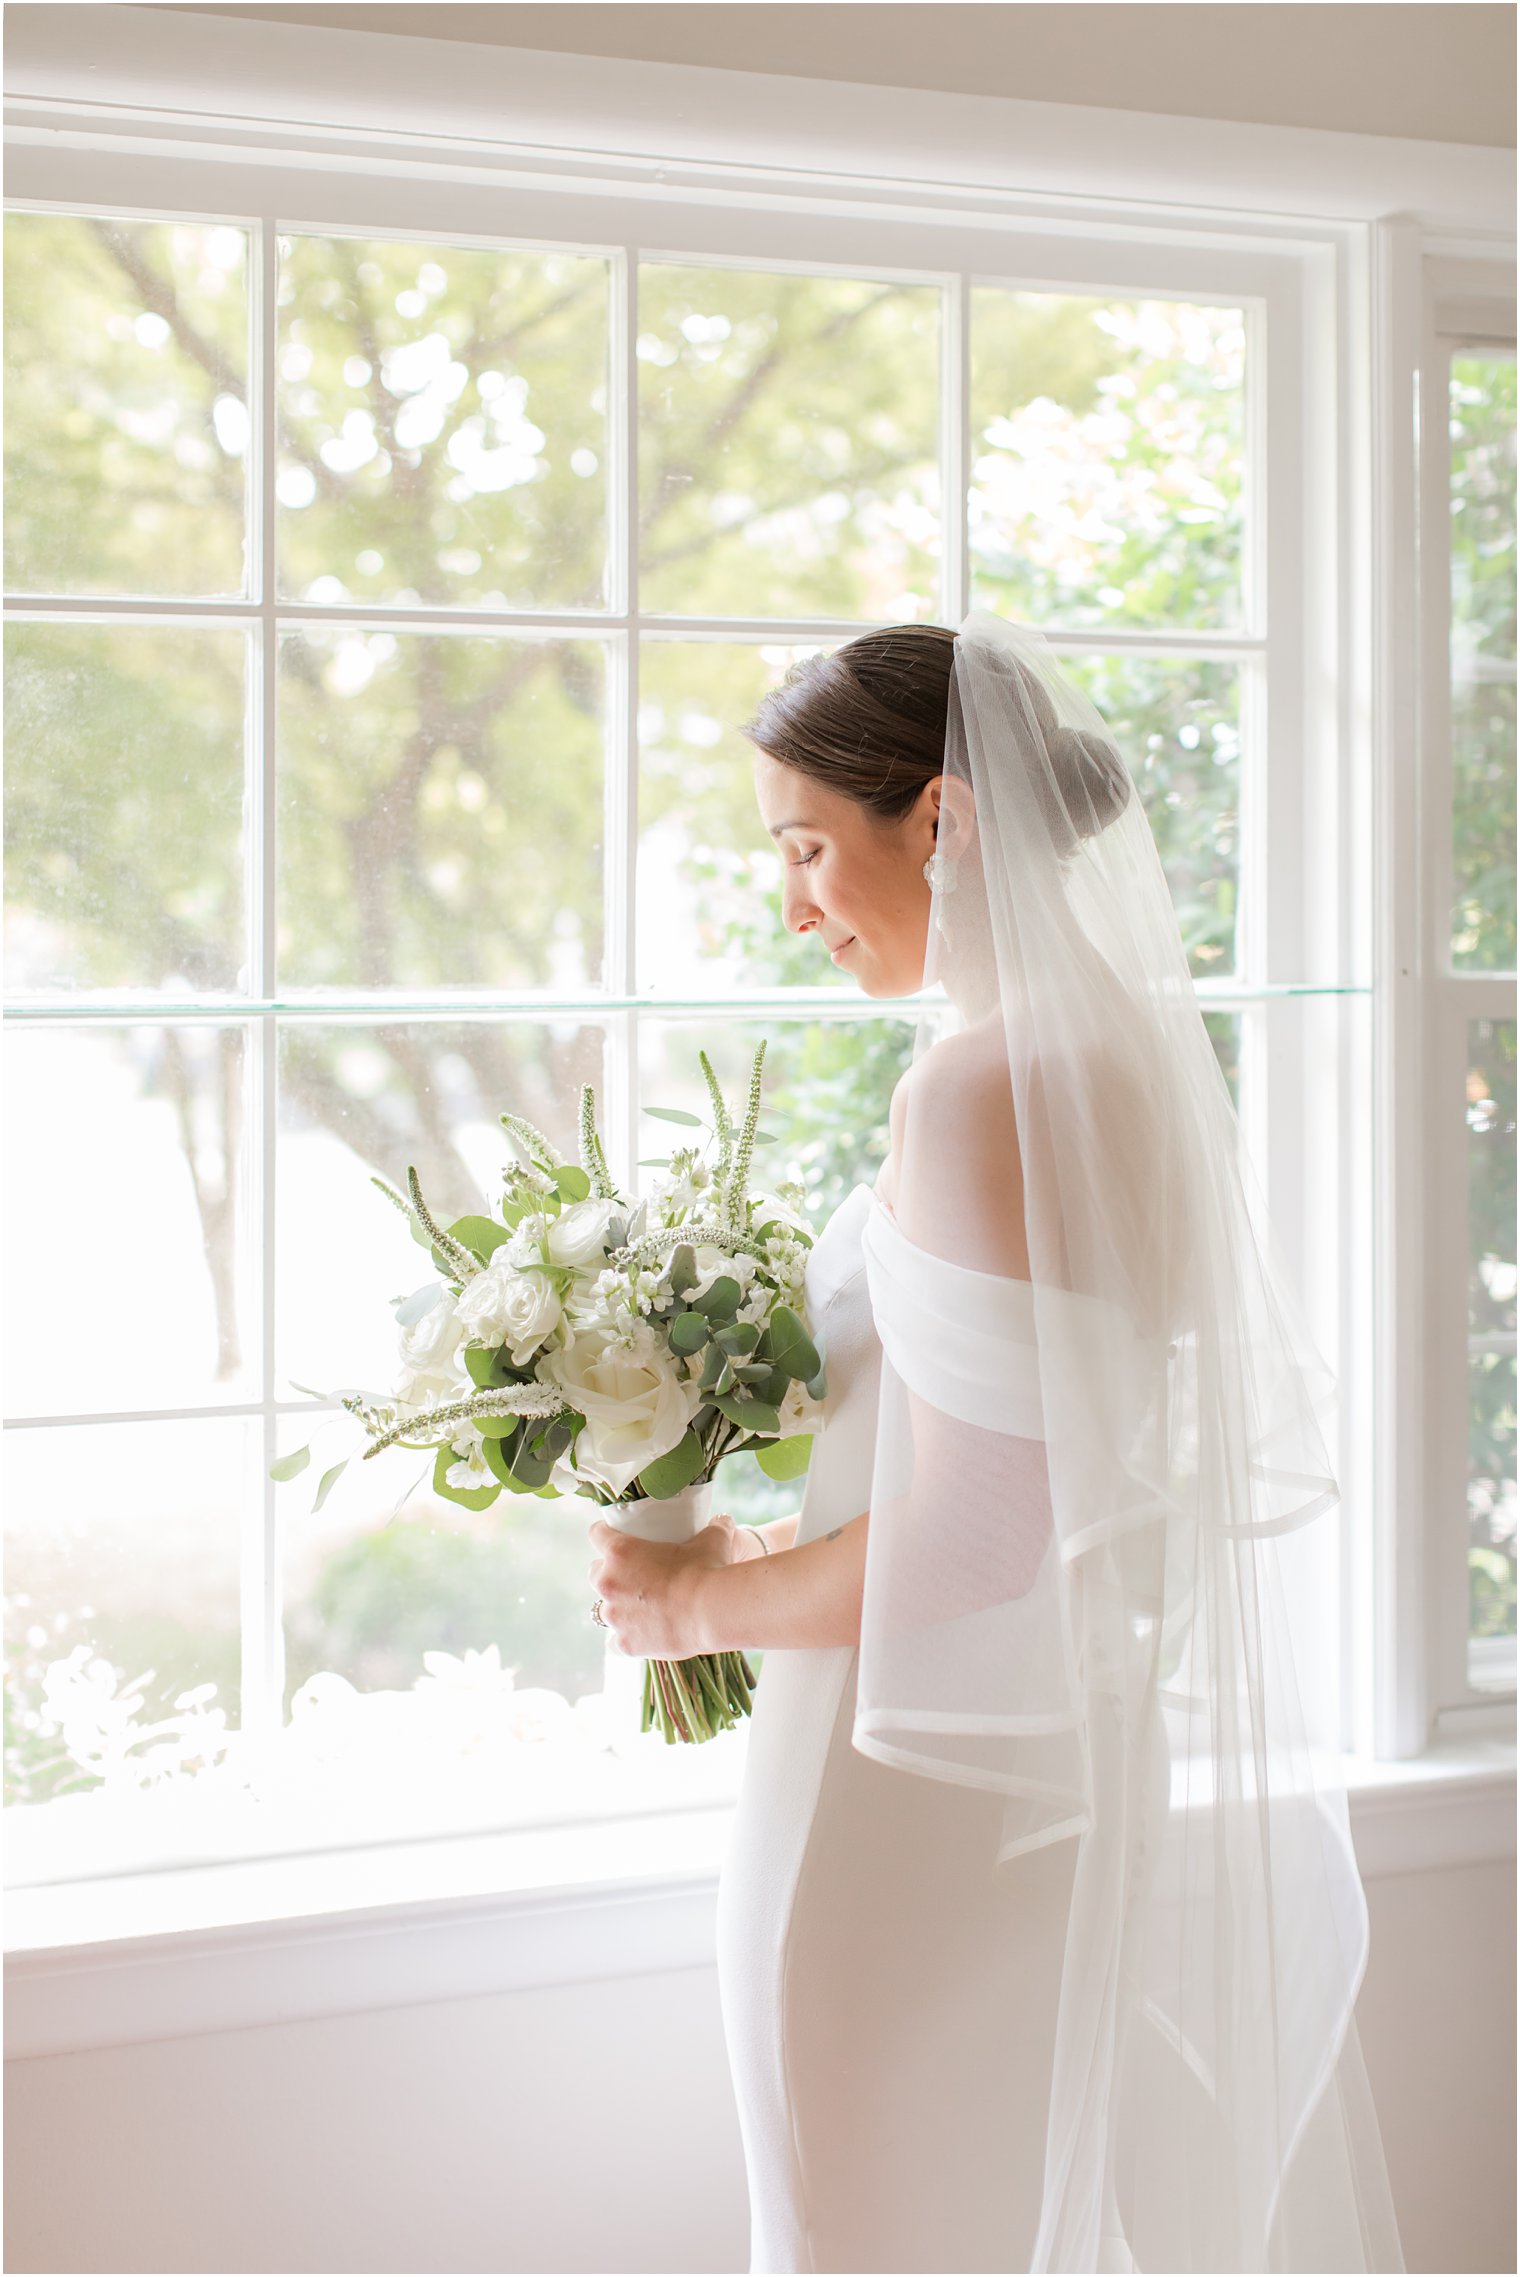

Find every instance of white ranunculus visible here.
[395,1290,466,1405]
[455,1255,563,1364]
[541,1332,703,1496]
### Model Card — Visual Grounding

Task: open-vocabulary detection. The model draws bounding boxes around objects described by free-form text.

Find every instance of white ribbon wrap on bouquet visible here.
[600,1479,716,1714]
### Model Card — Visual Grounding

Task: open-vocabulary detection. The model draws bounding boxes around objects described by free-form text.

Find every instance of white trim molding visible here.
[3,4,1514,241]
[4,1746,1513,2062]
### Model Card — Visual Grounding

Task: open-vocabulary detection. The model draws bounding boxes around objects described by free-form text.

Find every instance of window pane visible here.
[276,234,609,609]
[1450,353,1518,663]
[970,292,1245,632]
[1466,1017,1517,1678]
[636,639,1240,993]
[276,1015,606,1399]
[273,1409,745,1846]
[1450,353,1517,974]
[276,629,606,991]
[1058,651,1242,980]
[4,620,248,997]
[637,1010,913,1546]
[638,263,941,620]
[638,637,855,996]
[4,1024,256,1418]
[4,1418,250,1832]
[639,1010,913,1227]
[281,1436,611,1770]
[3,212,249,599]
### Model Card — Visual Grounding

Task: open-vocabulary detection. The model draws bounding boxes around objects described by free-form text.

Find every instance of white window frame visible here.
[1414,258,1518,1730]
[2,12,1514,1979]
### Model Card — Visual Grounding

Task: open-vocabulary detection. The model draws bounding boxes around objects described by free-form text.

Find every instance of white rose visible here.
[541,1332,703,1496]
[395,1290,466,1405]
[505,1197,622,1271]
[545,1196,623,1267]
[455,1256,563,1364]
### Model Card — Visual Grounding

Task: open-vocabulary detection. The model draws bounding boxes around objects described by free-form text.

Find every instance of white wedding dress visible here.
[715,1180,1082,2276]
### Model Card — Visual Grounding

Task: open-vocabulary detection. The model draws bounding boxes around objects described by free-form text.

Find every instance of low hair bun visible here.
[1045,723,1131,856]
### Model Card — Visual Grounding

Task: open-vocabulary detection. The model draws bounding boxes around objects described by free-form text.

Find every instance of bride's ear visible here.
[924,772,977,862]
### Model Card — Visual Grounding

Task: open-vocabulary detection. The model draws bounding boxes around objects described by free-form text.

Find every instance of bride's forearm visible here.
[698,1511,868,1652]
[741,1510,801,1557]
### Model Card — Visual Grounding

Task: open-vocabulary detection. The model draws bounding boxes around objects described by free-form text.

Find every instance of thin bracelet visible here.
[752,1527,772,1557]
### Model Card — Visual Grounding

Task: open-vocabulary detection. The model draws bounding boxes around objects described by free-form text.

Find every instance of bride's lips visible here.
[829,936,856,962]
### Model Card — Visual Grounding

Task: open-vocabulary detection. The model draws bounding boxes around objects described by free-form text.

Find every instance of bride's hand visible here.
[587,1510,746,1659]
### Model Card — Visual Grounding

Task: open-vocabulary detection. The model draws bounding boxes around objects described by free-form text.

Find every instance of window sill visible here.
[5,1736,1512,2061]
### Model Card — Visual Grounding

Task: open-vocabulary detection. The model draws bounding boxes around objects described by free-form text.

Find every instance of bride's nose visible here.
[780,870,822,936]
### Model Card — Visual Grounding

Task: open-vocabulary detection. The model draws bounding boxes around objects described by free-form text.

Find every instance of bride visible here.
[587,611,1406,2275]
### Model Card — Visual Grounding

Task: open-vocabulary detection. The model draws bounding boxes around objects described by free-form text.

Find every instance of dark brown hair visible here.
[738,621,1130,858]
[737,623,958,824]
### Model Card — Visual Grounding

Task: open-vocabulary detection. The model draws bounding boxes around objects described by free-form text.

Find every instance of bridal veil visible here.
[850,608,1404,2272]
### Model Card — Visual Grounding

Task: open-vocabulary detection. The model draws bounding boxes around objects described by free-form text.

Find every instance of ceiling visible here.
[134,3,1517,149]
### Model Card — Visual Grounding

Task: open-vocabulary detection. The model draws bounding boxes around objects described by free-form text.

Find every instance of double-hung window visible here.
[3,30,1514,1902]
[1419,261,1517,1723]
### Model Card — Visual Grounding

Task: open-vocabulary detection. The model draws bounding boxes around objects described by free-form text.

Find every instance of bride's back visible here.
[884,1010,1191,1342]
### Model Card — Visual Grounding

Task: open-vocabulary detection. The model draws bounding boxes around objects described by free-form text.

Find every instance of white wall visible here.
[137,0,1516,148]
[4,1856,1514,2276]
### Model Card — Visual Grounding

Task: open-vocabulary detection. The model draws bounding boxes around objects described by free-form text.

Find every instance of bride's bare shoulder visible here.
[882,1027,1029,1275]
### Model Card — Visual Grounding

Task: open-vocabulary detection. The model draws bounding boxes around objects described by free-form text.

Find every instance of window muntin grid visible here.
[5,185,1353,1879]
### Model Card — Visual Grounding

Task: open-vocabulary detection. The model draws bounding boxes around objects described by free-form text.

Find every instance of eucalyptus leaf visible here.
[553,1164,591,1202]
[643,1105,705,1127]
[465,1342,516,1389]
[269,1445,311,1483]
[756,1433,814,1482]
[474,1410,525,1439]
[699,1342,727,1391]
[431,1442,501,1512]
[670,1312,710,1354]
[667,1243,699,1296]
[714,1393,780,1435]
[768,1305,821,1382]
[447,1214,512,1264]
[483,1432,534,1492]
[636,1428,708,1498]
[691,1275,741,1322]
[715,1320,760,1355]
[508,1439,555,1489]
[394,1281,446,1329]
[311,1459,349,1513]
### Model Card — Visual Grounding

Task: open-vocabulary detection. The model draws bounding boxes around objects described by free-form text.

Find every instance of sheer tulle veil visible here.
[850,608,1405,2272]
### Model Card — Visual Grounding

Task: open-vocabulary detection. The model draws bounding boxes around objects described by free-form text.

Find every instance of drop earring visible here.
[922,847,956,949]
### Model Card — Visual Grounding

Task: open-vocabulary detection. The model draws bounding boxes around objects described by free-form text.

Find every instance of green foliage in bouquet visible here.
[271,1040,828,1747]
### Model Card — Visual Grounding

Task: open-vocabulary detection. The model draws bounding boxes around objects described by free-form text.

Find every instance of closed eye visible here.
[789,849,821,868]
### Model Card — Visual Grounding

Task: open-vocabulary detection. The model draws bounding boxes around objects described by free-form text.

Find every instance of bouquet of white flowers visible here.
[274,1040,827,1744]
